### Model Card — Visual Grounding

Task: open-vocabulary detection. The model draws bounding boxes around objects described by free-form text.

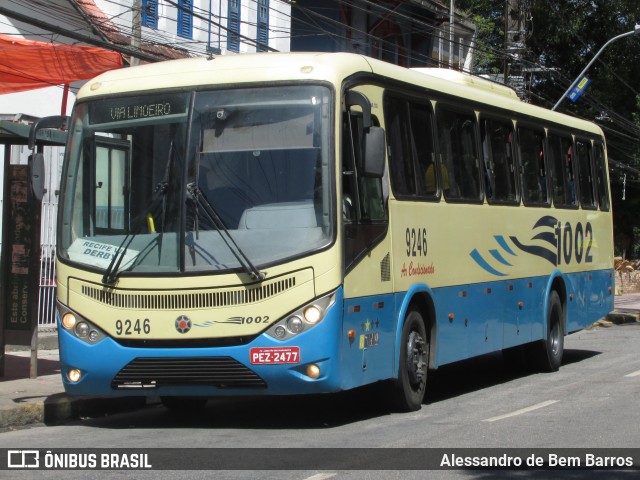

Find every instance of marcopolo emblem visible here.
[175,315,192,334]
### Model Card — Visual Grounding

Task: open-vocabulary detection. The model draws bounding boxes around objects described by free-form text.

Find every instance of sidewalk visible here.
[1,295,640,430]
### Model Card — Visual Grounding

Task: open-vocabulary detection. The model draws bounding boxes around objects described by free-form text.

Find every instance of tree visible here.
[456,0,505,74]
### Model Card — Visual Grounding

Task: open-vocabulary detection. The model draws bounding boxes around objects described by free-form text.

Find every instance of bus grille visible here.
[82,276,296,310]
[380,253,391,282]
[111,357,267,390]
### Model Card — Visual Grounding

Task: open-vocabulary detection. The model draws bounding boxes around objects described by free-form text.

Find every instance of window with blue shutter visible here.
[177,0,193,38]
[227,0,240,52]
[142,0,158,29]
[257,0,269,52]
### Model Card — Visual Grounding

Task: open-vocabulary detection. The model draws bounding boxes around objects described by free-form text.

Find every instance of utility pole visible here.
[131,0,142,66]
[449,0,455,68]
[503,0,529,99]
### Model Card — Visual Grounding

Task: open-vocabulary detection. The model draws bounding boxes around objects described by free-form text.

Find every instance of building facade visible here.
[290,0,476,69]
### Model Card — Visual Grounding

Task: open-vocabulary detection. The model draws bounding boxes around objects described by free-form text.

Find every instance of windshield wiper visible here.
[102,181,168,285]
[186,182,265,282]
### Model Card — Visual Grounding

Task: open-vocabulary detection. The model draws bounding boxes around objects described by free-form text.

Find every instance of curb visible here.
[604,310,640,326]
[1,395,149,430]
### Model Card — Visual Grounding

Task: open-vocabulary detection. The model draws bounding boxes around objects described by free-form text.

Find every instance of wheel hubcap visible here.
[550,320,560,356]
[406,330,426,388]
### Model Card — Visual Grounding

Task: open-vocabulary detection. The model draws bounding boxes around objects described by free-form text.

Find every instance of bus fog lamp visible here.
[75,322,90,338]
[67,369,82,383]
[62,312,77,329]
[287,316,304,333]
[306,364,320,379]
[274,326,287,338]
[303,305,322,324]
[88,330,100,342]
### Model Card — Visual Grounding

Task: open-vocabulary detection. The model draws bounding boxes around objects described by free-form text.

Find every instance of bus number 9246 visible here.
[406,227,428,257]
[116,318,151,335]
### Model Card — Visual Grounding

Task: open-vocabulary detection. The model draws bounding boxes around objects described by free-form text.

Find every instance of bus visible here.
[50,52,614,413]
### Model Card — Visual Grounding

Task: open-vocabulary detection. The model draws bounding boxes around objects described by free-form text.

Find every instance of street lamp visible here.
[552,24,640,111]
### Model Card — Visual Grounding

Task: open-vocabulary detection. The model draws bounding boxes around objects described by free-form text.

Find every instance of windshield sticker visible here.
[67,239,139,269]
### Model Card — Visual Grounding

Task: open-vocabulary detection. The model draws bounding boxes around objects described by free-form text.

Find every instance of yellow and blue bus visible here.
[53,53,614,412]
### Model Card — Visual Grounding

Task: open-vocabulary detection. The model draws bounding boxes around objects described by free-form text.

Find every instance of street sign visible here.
[568,76,591,102]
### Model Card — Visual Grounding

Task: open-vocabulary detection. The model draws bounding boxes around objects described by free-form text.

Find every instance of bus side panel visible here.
[425,270,613,368]
[564,268,614,333]
[339,293,395,390]
[431,278,534,367]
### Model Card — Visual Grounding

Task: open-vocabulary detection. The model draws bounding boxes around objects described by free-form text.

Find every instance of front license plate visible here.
[250,347,300,365]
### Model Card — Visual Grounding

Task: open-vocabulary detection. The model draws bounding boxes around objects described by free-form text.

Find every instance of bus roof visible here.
[411,67,520,100]
[78,52,604,137]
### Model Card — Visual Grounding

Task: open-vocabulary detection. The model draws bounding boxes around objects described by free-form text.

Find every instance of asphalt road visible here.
[1,321,639,479]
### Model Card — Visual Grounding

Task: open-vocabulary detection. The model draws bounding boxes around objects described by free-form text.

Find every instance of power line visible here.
[0,4,163,62]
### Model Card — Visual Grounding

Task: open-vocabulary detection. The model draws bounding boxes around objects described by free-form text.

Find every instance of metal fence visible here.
[37,147,63,329]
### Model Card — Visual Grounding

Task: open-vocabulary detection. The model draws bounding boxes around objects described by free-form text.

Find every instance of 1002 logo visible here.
[556,221,593,265]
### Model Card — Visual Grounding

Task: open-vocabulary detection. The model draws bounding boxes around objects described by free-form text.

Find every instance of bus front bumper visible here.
[57,293,345,397]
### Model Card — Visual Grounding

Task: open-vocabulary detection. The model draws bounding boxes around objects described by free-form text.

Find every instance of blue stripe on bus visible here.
[57,270,613,397]
[470,248,508,276]
[494,235,516,256]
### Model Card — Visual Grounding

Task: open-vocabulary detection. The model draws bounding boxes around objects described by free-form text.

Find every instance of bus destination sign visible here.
[89,94,188,125]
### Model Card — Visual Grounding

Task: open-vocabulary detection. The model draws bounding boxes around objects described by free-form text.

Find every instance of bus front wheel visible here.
[391,308,429,412]
[530,291,564,372]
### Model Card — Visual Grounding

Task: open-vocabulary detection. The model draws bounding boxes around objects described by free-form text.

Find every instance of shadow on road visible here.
[68,347,600,430]
[0,353,61,381]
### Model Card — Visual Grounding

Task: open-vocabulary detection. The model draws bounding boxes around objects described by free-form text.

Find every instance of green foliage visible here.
[456,0,505,74]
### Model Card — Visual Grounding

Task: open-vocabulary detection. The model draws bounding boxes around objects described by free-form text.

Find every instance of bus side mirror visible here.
[29,152,46,202]
[363,126,385,178]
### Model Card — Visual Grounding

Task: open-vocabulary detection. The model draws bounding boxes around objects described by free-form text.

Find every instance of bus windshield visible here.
[59,85,334,278]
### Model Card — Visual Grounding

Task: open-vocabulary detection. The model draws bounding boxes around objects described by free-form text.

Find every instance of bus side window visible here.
[436,106,481,202]
[342,106,388,271]
[384,95,437,199]
[385,97,416,197]
[548,133,577,208]
[575,139,596,209]
[482,118,517,204]
[518,126,548,205]
[594,143,610,211]
[343,111,386,223]
[409,102,437,197]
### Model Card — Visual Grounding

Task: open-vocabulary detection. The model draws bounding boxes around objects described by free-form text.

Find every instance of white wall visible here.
[95,0,291,56]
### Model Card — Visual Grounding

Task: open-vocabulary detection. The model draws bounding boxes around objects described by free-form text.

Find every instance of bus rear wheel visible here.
[530,291,564,372]
[391,308,429,412]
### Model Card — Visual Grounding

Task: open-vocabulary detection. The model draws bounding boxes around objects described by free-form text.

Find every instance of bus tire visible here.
[160,396,208,415]
[531,291,564,372]
[391,308,429,412]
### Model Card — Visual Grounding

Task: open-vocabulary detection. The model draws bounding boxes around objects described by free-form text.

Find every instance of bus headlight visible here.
[67,369,82,383]
[75,322,90,338]
[265,290,336,340]
[303,306,322,324]
[57,302,107,345]
[287,316,304,333]
[62,312,77,329]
